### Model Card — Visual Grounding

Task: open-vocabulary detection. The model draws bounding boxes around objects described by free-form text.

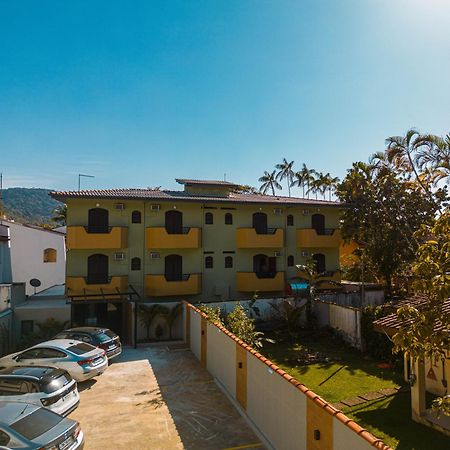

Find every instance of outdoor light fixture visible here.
[268,368,274,375]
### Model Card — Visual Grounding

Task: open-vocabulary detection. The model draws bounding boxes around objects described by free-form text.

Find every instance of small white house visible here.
[0,220,66,295]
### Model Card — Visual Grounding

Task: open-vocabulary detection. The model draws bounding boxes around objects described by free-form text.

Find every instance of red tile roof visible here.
[373,297,450,337]
[49,188,342,207]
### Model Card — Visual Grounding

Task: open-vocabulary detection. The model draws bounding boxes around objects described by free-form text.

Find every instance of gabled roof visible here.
[373,296,450,337]
[49,188,343,207]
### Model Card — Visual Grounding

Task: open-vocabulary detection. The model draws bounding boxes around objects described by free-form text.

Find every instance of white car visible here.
[0,366,80,416]
[0,339,108,382]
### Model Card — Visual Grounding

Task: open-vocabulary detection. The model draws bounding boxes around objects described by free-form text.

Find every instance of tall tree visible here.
[52,204,67,226]
[337,161,440,296]
[292,164,315,198]
[258,170,282,196]
[275,158,295,197]
[415,133,450,185]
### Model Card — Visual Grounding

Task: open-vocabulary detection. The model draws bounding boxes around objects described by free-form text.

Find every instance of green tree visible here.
[291,164,313,198]
[52,204,67,225]
[138,304,168,340]
[258,170,282,196]
[275,158,295,197]
[226,303,266,348]
[392,212,450,415]
[337,161,439,296]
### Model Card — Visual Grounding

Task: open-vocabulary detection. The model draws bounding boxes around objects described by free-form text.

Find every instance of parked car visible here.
[0,366,79,417]
[0,401,84,449]
[0,340,108,382]
[54,327,122,360]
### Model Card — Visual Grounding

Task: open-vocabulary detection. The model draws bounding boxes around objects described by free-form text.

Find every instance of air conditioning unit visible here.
[150,252,160,259]
[301,250,310,257]
[114,203,125,210]
[150,204,161,211]
[274,251,282,257]
[114,252,125,261]
[302,209,310,215]
[273,208,283,215]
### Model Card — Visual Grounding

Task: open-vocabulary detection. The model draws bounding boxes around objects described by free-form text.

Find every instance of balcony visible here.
[236,228,284,249]
[66,276,129,297]
[67,226,128,250]
[297,228,341,248]
[146,227,202,249]
[236,272,285,292]
[145,274,202,297]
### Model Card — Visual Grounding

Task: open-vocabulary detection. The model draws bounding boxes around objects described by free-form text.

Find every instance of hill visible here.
[1,188,63,225]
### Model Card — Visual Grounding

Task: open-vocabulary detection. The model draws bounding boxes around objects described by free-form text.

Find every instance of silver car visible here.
[0,366,80,417]
[0,401,84,449]
[0,340,108,382]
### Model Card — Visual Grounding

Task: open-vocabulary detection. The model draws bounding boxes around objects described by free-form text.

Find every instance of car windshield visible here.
[95,331,116,343]
[11,407,62,440]
[41,373,72,393]
[67,343,96,355]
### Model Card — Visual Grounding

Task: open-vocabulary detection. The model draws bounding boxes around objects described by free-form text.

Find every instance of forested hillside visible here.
[1,188,63,224]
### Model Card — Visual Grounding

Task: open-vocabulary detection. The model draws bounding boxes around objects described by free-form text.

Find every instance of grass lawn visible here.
[346,393,450,450]
[261,330,404,403]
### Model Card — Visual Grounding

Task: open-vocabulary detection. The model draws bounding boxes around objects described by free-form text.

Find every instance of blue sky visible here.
[1,0,449,194]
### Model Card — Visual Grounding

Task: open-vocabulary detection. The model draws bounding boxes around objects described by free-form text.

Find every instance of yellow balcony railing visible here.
[66,276,129,298]
[145,274,202,297]
[297,228,341,248]
[236,272,285,292]
[146,227,202,249]
[67,226,128,250]
[236,228,284,249]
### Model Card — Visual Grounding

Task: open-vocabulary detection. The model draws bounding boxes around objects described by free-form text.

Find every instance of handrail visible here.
[84,226,113,234]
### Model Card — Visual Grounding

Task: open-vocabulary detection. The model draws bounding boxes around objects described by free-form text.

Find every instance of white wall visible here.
[6,221,66,295]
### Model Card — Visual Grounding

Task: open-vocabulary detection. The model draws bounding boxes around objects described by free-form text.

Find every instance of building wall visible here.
[6,221,66,295]
[186,303,387,450]
[65,198,342,302]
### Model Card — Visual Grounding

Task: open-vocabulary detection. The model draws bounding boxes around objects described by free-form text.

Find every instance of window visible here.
[21,320,34,335]
[131,257,141,271]
[0,430,10,446]
[165,254,183,281]
[287,255,294,267]
[253,254,276,278]
[88,208,109,233]
[225,256,233,268]
[131,210,141,223]
[35,348,67,359]
[0,378,36,395]
[17,349,41,360]
[205,212,213,225]
[43,248,57,263]
[87,254,109,284]
[205,256,213,269]
[67,343,97,355]
[225,213,233,225]
[165,210,183,234]
[287,214,294,226]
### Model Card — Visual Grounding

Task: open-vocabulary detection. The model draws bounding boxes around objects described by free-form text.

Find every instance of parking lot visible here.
[69,345,263,450]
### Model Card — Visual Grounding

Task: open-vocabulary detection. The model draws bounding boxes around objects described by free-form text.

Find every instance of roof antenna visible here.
[224,173,226,182]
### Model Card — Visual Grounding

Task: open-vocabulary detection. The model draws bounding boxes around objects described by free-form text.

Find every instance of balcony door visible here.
[253,254,276,278]
[253,212,268,234]
[165,211,183,234]
[165,254,183,281]
[88,208,109,233]
[312,253,326,274]
[87,254,109,284]
[311,214,325,235]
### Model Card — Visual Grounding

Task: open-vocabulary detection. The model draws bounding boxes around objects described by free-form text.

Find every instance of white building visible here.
[0,220,66,295]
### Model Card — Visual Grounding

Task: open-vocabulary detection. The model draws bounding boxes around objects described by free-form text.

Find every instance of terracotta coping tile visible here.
[184,302,392,450]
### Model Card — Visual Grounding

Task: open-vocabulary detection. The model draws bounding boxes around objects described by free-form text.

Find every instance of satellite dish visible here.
[30,278,41,295]
[30,279,41,288]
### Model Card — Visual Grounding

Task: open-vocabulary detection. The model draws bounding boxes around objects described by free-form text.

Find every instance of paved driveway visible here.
[69,345,263,450]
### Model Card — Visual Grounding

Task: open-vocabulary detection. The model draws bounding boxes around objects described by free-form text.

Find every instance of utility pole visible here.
[78,174,95,191]
[0,173,3,224]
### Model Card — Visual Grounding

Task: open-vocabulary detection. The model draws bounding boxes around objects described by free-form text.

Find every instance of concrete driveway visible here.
[69,345,263,450]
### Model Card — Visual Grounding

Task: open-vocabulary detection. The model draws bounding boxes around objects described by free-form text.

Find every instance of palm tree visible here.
[385,129,430,194]
[415,133,450,185]
[275,158,295,197]
[138,304,168,341]
[52,204,67,225]
[325,174,340,201]
[162,303,183,339]
[259,170,282,195]
[291,164,313,198]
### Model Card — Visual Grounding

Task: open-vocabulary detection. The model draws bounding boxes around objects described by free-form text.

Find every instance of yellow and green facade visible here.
[51,179,343,341]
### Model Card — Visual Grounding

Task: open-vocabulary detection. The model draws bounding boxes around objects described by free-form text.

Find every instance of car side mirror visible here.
[14,355,22,361]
